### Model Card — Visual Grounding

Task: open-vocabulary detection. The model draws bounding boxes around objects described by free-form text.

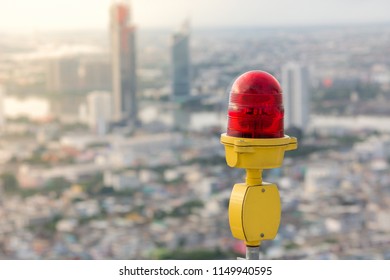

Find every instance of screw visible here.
[260,233,265,238]
[262,188,265,193]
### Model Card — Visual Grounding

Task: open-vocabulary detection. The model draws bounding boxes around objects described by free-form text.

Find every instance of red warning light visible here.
[227,71,284,138]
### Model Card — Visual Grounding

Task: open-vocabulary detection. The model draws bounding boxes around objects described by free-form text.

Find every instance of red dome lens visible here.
[227,71,284,138]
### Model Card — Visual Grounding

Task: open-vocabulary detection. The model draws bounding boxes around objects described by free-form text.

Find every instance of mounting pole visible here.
[246,246,260,260]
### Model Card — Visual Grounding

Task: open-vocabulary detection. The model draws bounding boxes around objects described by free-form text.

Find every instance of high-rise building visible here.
[110,0,137,125]
[171,21,191,131]
[87,91,112,135]
[46,55,111,94]
[281,62,310,130]
[46,56,81,93]
[79,55,112,92]
[171,21,191,102]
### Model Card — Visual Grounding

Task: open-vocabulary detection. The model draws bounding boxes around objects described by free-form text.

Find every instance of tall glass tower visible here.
[171,21,191,102]
[110,0,137,126]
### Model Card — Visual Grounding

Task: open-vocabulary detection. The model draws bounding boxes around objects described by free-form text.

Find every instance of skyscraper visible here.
[79,55,112,92]
[46,56,81,93]
[110,0,137,125]
[171,21,191,102]
[281,62,310,131]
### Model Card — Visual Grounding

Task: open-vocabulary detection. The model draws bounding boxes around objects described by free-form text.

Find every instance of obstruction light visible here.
[220,70,298,259]
[227,70,284,138]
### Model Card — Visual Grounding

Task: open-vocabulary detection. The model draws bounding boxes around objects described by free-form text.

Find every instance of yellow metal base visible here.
[221,133,296,247]
[229,182,281,247]
[220,133,297,169]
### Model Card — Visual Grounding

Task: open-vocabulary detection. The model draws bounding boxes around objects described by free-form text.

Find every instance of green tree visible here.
[0,173,19,193]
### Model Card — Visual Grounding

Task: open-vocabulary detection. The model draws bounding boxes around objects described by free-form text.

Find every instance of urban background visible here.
[1,0,390,259]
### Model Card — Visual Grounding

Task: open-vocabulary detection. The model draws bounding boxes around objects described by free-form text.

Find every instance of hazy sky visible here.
[1,0,389,32]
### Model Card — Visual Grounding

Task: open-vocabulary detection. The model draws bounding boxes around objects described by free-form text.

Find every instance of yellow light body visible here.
[220,133,297,247]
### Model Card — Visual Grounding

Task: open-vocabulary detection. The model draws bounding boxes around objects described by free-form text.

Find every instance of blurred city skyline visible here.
[1,0,390,261]
[1,0,390,32]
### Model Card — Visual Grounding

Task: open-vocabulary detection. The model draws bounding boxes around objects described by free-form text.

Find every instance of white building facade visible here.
[87,91,112,135]
[281,62,310,131]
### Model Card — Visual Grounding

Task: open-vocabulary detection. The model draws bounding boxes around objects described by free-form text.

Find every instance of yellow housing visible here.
[220,133,297,170]
[229,182,281,247]
[221,133,297,246]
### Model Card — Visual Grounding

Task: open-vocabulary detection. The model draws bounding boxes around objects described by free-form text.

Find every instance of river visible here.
[3,96,390,132]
